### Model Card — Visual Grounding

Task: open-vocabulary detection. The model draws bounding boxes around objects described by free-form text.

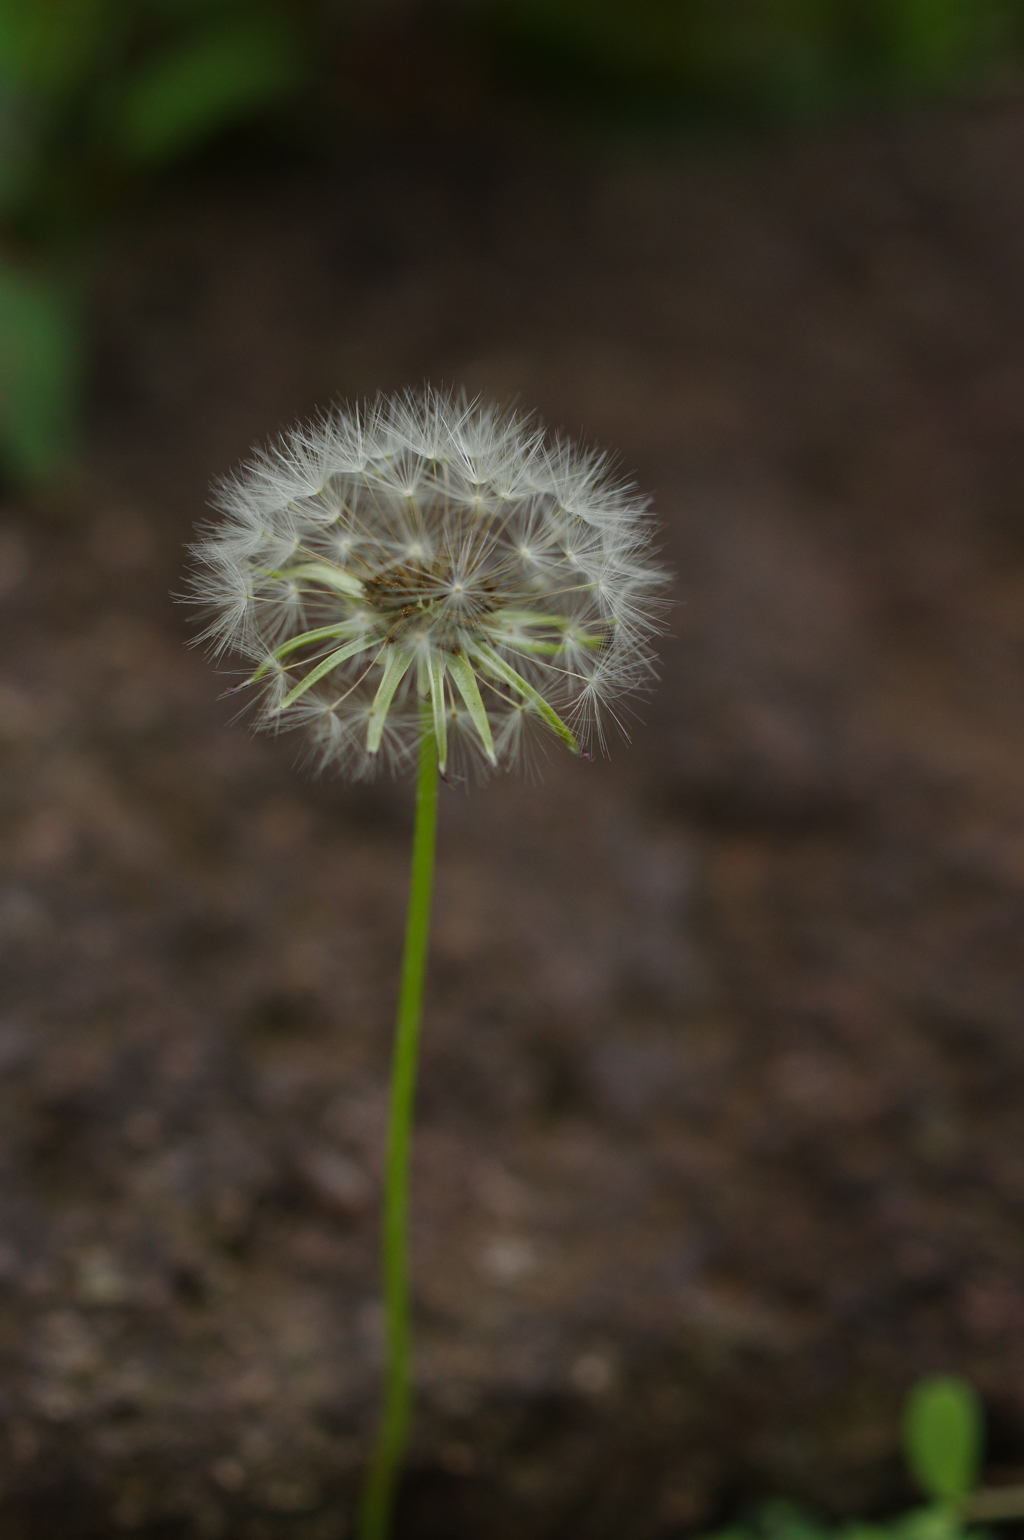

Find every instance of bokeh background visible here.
[3,2,1024,1536]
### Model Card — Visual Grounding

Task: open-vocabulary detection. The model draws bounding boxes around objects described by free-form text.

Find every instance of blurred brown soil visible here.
[2,101,1024,1540]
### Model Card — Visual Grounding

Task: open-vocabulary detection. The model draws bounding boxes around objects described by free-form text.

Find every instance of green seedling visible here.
[905,1376,983,1507]
[698,1374,1024,1540]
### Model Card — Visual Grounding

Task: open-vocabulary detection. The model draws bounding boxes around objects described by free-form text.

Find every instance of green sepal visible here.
[495,610,612,634]
[500,635,604,656]
[251,621,368,680]
[427,654,449,773]
[473,644,579,754]
[486,612,608,657]
[269,562,363,598]
[447,652,497,765]
[495,610,577,630]
[366,649,414,754]
[275,635,375,712]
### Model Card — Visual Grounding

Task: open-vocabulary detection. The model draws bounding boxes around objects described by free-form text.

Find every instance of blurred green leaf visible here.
[895,1504,966,1540]
[0,257,79,482]
[474,0,1024,110]
[878,0,984,83]
[113,15,301,165]
[0,0,117,97]
[904,1377,983,1504]
[758,1498,833,1540]
[689,0,840,111]
[143,0,238,15]
[0,91,37,214]
[840,1526,898,1540]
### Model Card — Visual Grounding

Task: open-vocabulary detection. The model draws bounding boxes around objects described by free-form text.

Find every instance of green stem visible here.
[358,712,439,1540]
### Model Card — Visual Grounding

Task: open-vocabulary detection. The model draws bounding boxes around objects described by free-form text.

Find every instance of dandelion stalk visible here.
[359,706,438,1540]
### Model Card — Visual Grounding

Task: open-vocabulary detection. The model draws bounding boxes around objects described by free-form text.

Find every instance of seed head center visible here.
[364,560,502,643]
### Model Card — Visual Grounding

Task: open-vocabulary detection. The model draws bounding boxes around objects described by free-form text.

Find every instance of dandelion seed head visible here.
[188,388,669,780]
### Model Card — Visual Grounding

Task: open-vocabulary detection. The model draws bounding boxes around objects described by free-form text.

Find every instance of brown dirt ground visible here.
[3,100,1024,1540]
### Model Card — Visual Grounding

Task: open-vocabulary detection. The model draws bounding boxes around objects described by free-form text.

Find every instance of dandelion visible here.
[187,388,668,1540]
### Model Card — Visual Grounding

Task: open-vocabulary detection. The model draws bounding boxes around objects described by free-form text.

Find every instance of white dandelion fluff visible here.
[189,388,669,779]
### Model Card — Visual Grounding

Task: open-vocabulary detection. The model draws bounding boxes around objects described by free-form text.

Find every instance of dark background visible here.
[2,3,1024,1536]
